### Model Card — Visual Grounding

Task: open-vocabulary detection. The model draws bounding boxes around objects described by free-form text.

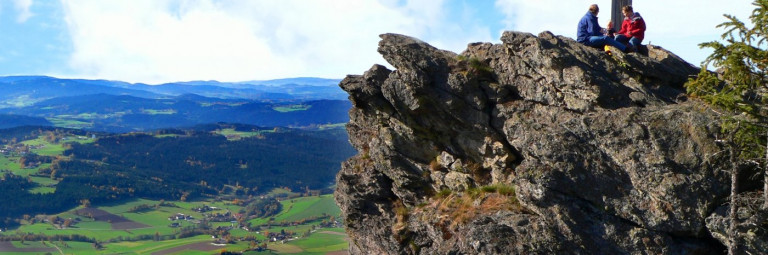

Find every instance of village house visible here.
[192,204,219,213]
[265,231,294,243]
[168,213,194,221]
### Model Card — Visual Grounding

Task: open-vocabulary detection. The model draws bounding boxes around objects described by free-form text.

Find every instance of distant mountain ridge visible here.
[0,76,161,108]
[0,76,350,132]
[0,76,346,105]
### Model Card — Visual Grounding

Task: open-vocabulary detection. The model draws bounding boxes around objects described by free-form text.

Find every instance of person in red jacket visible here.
[611,5,645,52]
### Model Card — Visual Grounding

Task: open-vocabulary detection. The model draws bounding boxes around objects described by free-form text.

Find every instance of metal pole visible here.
[611,0,632,31]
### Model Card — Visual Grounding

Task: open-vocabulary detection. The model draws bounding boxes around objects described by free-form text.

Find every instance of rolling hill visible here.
[0,76,346,104]
[0,76,350,132]
[0,114,52,129]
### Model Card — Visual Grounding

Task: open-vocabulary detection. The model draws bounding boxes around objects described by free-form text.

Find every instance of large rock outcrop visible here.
[335,31,744,254]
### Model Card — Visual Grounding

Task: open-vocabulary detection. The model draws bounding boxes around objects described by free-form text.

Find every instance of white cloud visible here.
[13,0,33,23]
[495,0,755,66]
[495,0,590,38]
[59,0,496,84]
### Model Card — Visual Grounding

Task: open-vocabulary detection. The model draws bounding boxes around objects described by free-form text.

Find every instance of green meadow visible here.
[272,104,311,112]
[154,134,181,138]
[1,195,347,254]
[2,135,94,193]
[200,102,247,107]
[273,195,341,223]
[214,128,274,141]
[0,155,20,171]
[317,123,346,130]
[45,117,94,129]
[26,176,57,194]
[142,109,177,115]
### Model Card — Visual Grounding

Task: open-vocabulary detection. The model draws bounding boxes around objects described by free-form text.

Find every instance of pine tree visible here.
[685,1,768,254]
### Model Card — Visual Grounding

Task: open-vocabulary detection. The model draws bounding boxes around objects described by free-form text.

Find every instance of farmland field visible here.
[214,128,271,140]
[46,117,93,129]
[272,104,311,112]
[0,194,348,254]
[0,126,351,254]
[27,175,57,194]
[2,135,94,191]
[142,109,177,115]
[0,155,19,171]
[274,195,341,223]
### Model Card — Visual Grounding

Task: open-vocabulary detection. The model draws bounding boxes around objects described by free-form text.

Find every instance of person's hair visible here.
[622,5,633,13]
[589,4,599,14]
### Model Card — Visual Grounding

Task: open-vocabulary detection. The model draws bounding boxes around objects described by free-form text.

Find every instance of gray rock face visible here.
[335,31,736,254]
[706,192,768,254]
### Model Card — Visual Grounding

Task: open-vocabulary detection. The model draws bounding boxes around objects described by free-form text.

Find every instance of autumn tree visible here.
[48,216,59,226]
[18,157,27,168]
[685,1,768,254]
[80,199,91,208]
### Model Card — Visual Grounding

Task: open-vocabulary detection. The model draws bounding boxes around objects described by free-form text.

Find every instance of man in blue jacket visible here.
[577,4,628,52]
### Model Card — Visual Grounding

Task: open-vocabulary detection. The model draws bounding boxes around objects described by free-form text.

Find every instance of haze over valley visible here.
[0,75,355,254]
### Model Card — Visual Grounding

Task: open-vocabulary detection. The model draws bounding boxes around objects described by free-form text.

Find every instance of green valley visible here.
[0,76,355,254]
[0,124,353,254]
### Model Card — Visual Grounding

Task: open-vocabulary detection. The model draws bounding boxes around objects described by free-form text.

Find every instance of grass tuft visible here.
[436,189,452,198]
[469,58,493,75]
[430,183,523,229]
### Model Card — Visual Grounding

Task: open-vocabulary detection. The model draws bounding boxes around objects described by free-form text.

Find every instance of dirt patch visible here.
[318,231,347,236]
[270,243,304,253]
[325,251,350,255]
[318,231,351,242]
[151,241,224,255]
[75,208,151,230]
[0,241,56,253]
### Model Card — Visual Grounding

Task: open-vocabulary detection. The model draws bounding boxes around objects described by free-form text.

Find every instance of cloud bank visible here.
[39,0,762,83]
[13,0,33,23]
[60,0,497,84]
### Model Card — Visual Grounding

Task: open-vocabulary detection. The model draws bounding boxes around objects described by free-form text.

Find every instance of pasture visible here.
[214,128,273,141]
[0,195,348,254]
[272,104,311,112]
[45,117,93,129]
[1,132,348,254]
[2,135,93,193]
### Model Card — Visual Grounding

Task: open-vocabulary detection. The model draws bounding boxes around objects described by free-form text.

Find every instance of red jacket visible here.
[618,12,645,41]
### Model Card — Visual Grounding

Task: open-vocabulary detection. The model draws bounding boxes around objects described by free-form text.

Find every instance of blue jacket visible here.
[577,11,602,43]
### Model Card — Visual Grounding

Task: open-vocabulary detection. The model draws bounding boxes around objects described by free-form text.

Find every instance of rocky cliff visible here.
[335,31,762,254]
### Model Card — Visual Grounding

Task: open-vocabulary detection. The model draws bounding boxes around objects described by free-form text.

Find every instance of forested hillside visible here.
[0,124,354,227]
[0,94,351,132]
[0,115,51,129]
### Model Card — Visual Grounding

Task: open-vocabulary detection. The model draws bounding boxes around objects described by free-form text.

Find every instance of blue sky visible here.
[0,0,756,84]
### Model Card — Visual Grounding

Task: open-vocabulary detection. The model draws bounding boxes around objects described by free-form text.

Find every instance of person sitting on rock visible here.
[577,4,628,52]
[609,5,646,53]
